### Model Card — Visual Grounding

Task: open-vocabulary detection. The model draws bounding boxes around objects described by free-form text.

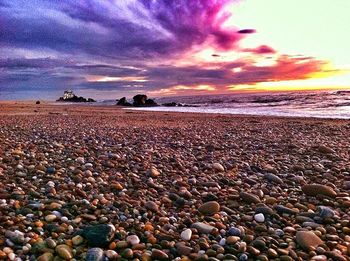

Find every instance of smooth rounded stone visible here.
[227,227,241,236]
[302,184,337,197]
[37,252,54,261]
[311,255,327,261]
[72,235,84,246]
[212,163,224,172]
[176,242,193,256]
[264,173,282,184]
[45,214,57,222]
[239,253,248,261]
[145,201,159,212]
[46,238,57,248]
[80,224,115,247]
[126,235,140,245]
[219,238,226,246]
[275,229,285,237]
[121,248,133,259]
[318,145,335,154]
[5,230,25,244]
[151,249,169,260]
[344,181,350,190]
[86,248,104,261]
[192,222,215,234]
[239,192,261,204]
[198,201,220,215]
[181,228,192,241]
[46,167,56,174]
[280,256,293,261]
[267,248,278,258]
[254,213,265,223]
[275,205,298,215]
[296,231,323,250]
[226,236,240,245]
[247,246,260,256]
[105,250,118,259]
[255,204,274,215]
[76,157,85,164]
[150,166,160,177]
[252,239,266,250]
[317,206,335,218]
[56,244,73,260]
[116,241,128,248]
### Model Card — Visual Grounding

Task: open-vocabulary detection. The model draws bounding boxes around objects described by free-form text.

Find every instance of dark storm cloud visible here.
[0,0,243,59]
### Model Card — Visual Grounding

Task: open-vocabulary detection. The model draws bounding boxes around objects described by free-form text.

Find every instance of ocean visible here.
[101,90,350,119]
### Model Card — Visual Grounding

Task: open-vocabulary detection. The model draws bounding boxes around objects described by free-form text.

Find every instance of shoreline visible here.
[1,101,350,122]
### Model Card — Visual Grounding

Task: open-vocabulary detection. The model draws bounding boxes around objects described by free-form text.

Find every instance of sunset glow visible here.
[0,0,349,99]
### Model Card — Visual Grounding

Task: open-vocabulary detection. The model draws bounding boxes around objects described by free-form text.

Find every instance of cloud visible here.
[0,0,246,59]
[0,0,329,99]
[244,45,276,55]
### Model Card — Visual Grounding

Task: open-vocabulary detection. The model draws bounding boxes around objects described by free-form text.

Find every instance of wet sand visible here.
[0,102,350,260]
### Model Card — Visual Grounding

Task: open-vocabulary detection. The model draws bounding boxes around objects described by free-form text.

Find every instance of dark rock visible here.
[264,173,283,184]
[240,192,261,204]
[80,224,115,247]
[56,90,96,103]
[162,102,178,107]
[275,205,298,215]
[36,100,41,104]
[145,98,157,106]
[116,97,132,106]
[317,206,335,218]
[132,94,158,107]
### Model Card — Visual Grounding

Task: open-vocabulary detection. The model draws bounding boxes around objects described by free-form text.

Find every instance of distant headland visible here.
[56,90,96,103]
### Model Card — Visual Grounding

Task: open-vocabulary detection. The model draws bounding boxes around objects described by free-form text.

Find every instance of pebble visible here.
[254,213,265,223]
[1,105,350,260]
[198,201,220,215]
[302,184,337,197]
[80,224,115,247]
[181,228,192,241]
[192,222,216,234]
[240,192,261,204]
[145,201,159,212]
[151,249,169,260]
[126,235,140,245]
[56,244,73,260]
[86,248,104,261]
[296,231,324,250]
[318,145,335,154]
[72,235,84,245]
[264,173,283,184]
[45,214,57,222]
[212,163,225,172]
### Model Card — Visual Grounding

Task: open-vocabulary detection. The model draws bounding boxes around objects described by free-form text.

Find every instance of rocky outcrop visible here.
[133,94,158,107]
[115,94,158,107]
[56,91,95,103]
[116,97,132,106]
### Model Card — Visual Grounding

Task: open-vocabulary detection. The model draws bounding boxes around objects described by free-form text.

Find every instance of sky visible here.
[0,0,349,100]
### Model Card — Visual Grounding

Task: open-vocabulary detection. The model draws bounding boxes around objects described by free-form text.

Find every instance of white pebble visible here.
[8,253,16,260]
[180,229,192,241]
[254,213,265,223]
[219,238,226,246]
[126,235,140,245]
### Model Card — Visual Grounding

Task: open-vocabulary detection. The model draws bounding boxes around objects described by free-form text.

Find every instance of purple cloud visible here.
[0,0,327,99]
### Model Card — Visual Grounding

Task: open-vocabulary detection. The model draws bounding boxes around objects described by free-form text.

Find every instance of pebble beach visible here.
[1,102,350,261]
